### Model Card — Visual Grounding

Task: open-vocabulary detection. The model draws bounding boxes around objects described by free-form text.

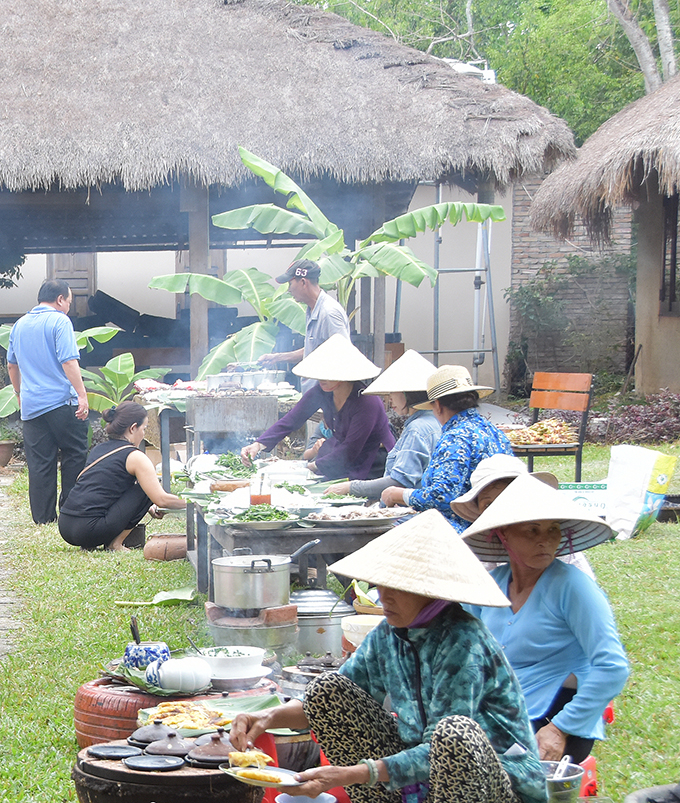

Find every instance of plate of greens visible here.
[222,504,299,530]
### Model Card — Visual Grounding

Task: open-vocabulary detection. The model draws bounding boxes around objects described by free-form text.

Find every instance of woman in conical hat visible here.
[230,510,547,803]
[324,350,441,500]
[380,364,514,530]
[463,474,629,764]
[240,335,395,480]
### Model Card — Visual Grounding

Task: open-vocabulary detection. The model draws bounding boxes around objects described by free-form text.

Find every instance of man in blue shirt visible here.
[7,279,89,524]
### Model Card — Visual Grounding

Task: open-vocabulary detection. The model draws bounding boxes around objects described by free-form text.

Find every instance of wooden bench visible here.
[511,372,594,482]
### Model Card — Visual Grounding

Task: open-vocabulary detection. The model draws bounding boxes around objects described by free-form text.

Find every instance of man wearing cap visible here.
[381,365,513,530]
[259,259,350,391]
[7,279,89,524]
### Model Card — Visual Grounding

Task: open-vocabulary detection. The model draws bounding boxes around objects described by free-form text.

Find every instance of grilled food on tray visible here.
[229,750,275,768]
[144,700,233,730]
[209,479,251,493]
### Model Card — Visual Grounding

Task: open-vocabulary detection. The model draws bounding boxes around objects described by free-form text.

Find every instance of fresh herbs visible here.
[232,504,290,522]
[215,452,257,478]
[274,481,307,495]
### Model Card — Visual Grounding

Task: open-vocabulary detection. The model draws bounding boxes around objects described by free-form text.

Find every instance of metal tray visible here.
[302,515,396,528]
[222,518,299,530]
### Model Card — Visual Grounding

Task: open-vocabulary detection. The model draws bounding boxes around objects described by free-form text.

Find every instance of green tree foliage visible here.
[298,0,672,142]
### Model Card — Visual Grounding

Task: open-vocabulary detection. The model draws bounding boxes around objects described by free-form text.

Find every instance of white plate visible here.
[220,766,301,788]
[210,667,273,691]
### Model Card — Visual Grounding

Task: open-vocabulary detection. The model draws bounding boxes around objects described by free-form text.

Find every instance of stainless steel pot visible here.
[290,589,354,656]
[240,370,287,389]
[212,540,320,611]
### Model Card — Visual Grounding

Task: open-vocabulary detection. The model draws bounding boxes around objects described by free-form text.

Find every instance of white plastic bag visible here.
[605,444,677,540]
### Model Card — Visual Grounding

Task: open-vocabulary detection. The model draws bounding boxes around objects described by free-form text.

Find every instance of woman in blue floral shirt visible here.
[381,365,513,531]
[230,510,547,803]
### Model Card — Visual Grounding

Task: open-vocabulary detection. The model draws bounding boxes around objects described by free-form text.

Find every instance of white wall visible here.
[380,184,513,390]
[96,252,176,318]
[0,254,47,316]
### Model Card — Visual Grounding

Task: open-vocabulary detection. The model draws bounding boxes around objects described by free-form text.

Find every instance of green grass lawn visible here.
[0,445,679,802]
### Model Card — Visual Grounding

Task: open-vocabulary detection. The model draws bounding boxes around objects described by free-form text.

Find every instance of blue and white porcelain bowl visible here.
[123,641,170,670]
[144,658,164,687]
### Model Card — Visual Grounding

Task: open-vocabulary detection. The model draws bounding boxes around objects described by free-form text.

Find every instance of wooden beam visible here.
[182,182,210,378]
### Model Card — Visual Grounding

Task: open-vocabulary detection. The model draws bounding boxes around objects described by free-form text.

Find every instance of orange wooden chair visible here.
[511,372,594,482]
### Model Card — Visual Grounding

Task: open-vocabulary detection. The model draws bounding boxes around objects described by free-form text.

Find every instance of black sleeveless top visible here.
[60,440,138,518]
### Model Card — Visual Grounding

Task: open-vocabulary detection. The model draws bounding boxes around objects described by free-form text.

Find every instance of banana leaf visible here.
[239,147,335,238]
[294,229,346,262]
[357,242,438,287]
[266,295,306,335]
[87,392,118,412]
[0,385,19,417]
[361,202,507,245]
[0,324,11,351]
[224,267,277,319]
[149,273,242,306]
[114,586,197,606]
[231,321,278,363]
[318,253,353,286]
[75,325,120,352]
[197,338,238,379]
[212,204,320,237]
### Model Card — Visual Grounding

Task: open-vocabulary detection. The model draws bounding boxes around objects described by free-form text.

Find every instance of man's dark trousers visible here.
[22,404,88,524]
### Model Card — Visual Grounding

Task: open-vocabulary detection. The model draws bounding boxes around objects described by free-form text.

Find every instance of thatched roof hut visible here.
[530,75,680,242]
[1,0,573,196]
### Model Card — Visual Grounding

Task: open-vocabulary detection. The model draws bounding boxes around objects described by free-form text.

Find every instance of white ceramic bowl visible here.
[199,646,266,677]
[341,614,385,648]
[157,657,212,693]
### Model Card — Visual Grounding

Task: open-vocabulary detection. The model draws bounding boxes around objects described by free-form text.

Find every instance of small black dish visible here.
[87,744,143,761]
[123,754,185,772]
[126,737,151,749]
[184,755,224,770]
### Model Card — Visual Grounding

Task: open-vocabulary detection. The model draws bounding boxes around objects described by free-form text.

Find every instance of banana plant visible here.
[80,353,168,412]
[213,148,505,309]
[149,266,306,378]
[0,324,120,417]
[151,147,506,377]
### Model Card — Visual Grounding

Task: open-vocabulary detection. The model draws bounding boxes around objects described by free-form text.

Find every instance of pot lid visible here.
[290,589,354,616]
[213,555,290,569]
[193,726,232,747]
[144,731,192,757]
[130,719,176,745]
[187,732,236,762]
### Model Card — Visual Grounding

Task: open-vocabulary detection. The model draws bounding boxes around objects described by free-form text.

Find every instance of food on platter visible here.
[145,700,233,730]
[504,418,578,445]
[215,452,258,478]
[306,505,414,521]
[273,481,308,495]
[230,504,294,522]
[236,768,284,783]
[229,750,275,768]
[210,479,251,493]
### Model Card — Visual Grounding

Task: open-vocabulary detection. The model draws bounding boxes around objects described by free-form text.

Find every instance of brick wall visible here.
[509,175,633,383]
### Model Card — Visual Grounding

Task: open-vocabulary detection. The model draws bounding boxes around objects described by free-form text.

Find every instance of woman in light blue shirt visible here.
[463,474,629,764]
[324,350,441,500]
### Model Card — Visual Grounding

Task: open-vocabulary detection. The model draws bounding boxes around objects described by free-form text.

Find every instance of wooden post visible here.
[181,182,210,378]
[373,275,386,369]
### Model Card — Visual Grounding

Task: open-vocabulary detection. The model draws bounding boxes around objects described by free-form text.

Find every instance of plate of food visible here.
[220,765,302,789]
[220,504,300,530]
[323,495,368,506]
[303,506,413,527]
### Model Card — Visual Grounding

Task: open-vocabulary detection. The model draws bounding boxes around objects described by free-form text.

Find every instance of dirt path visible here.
[0,468,23,659]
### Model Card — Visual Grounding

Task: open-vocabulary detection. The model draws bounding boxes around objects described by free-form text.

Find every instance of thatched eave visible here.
[0,0,575,194]
[530,74,680,243]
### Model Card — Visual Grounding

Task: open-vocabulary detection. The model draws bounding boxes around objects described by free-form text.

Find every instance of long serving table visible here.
[190,504,393,599]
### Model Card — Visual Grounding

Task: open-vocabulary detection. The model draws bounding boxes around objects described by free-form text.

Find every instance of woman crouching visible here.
[230,509,547,803]
[59,402,186,551]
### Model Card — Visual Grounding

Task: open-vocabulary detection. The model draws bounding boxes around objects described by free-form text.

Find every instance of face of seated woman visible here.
[500,520,562,571]
[377,585,432,628]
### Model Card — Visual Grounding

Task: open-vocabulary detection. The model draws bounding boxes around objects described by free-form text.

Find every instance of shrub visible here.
[604,389,680,443]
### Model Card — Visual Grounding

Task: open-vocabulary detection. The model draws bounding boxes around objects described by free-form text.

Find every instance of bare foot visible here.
[106,543,131,552]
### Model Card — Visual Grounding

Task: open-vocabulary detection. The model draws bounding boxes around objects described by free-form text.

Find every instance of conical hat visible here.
[329,509,510,607]
[293,334,381,382]
[363,350,437,394]
[451,454,558,522]
[462,473,612,561]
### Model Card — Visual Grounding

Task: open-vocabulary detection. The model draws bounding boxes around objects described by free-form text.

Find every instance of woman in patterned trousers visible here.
[230,510,547,803]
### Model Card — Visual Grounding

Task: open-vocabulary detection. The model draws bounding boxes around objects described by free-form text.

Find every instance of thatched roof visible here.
[0,0,574,194]
[530,75,680,242]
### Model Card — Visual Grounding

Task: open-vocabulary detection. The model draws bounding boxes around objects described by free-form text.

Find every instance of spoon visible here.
[553,754,572,780]
[187,635,202,654]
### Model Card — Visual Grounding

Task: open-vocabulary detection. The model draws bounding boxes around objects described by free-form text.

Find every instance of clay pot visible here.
[0,441,15,467]
[144,534,187,561]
